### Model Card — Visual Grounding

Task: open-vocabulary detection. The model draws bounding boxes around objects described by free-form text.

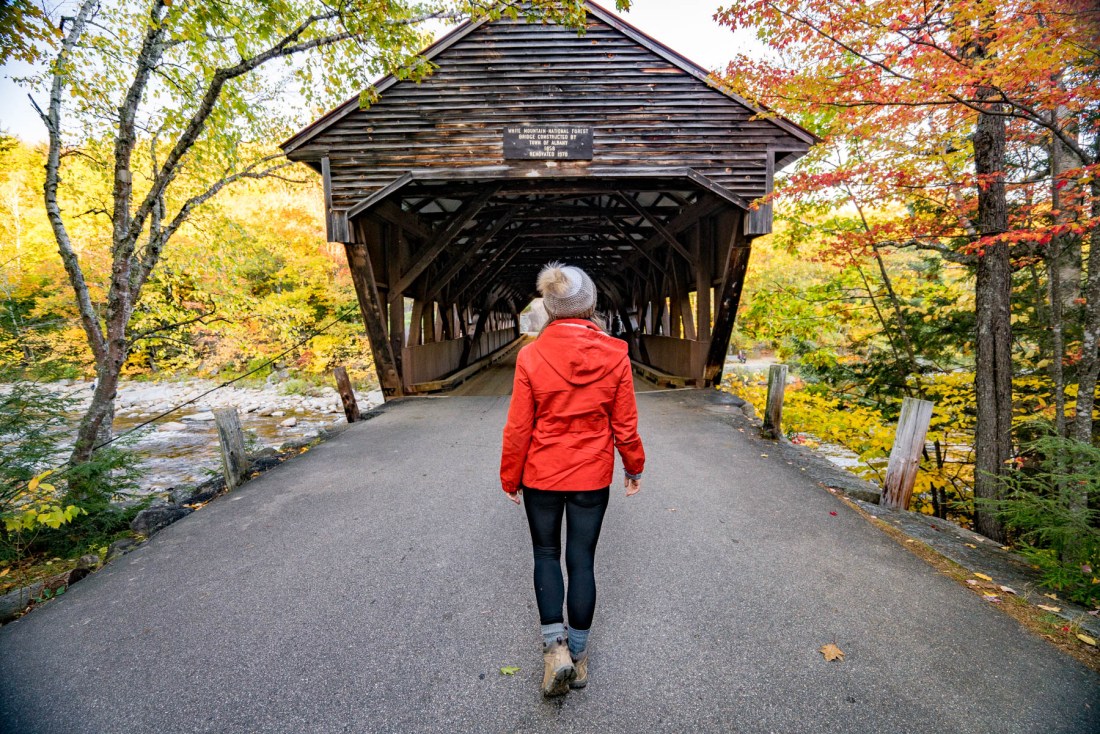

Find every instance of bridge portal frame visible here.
[281,2,816,397]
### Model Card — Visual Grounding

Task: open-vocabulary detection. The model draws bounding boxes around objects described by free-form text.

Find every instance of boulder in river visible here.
[158,421,189,432]
[280,417,298,428]
[130,504,192,536]
[182,412,215,422]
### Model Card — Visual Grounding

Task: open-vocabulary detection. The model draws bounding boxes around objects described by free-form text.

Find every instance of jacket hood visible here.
[531,319,628,386]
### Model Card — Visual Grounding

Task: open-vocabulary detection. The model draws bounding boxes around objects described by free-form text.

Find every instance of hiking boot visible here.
[541,639,575,697]
[569,651,588,689]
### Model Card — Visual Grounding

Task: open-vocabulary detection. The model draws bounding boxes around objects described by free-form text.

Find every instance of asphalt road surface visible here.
[2,390,1097,733]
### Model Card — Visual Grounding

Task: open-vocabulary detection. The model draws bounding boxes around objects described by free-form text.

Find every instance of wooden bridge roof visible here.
[282,1,815,263]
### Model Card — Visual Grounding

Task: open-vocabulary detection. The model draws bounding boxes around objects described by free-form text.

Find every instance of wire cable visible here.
[4,304,361,499]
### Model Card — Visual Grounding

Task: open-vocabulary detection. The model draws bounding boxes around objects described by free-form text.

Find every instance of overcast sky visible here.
[0,0,759,143]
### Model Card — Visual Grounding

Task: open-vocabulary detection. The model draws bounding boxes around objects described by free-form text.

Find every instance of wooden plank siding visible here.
[286,18,808,211]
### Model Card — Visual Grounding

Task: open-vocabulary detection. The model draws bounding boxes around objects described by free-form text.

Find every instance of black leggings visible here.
[522,486,610,631]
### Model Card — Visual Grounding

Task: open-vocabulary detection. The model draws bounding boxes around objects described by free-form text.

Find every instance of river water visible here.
[35,378,383,497]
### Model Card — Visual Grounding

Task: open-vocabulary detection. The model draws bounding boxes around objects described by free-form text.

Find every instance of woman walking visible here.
[500,262,645,697]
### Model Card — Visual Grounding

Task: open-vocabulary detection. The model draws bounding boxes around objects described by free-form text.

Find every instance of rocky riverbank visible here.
[38,376,383,495]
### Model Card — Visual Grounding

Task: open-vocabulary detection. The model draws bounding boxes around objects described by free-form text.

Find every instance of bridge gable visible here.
[283,6,813,213]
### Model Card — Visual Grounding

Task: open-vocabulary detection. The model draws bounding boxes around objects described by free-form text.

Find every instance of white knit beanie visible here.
[537,262,597,320]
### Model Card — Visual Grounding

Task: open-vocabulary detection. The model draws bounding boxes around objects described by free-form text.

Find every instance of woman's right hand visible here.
[625,477,641,496]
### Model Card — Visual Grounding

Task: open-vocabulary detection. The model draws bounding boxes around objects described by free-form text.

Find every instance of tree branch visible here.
[758,2,1095,164]
[130,155,293,298]
[129,309,226,345]
[126,10,342,245]
[37,0,105,366]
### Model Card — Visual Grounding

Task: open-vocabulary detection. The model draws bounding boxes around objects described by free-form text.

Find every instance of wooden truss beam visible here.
[388,186,498,301]
[616,193,698,268]
[423,208,520,303]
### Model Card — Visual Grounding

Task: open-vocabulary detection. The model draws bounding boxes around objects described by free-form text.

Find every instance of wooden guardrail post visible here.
[213,408,249,490]
[762,364,787,439]
[333,366,361,423]
[881,397,935,510]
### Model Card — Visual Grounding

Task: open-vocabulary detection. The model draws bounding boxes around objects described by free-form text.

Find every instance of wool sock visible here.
[568,626,590,657]
[541,622,567,649]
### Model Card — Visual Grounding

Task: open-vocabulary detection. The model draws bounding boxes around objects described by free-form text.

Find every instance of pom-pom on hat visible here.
[537,262,597,320]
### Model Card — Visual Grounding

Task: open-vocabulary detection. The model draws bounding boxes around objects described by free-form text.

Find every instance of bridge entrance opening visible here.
[281,2,815,398]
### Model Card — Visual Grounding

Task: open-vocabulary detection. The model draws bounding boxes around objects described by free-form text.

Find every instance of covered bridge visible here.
[281,2,815,397]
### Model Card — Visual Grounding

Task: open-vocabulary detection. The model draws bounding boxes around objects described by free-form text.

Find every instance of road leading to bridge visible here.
[2,390,1097,733]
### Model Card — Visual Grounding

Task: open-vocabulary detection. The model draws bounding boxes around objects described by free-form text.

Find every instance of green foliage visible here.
[0,381,71,508]
[982,432,1100,605]
[0,0,57,64]
[0,380,141,564]
[0,138,374,383]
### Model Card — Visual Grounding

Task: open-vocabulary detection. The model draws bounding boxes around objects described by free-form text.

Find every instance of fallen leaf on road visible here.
[999,585,1017,595]
[1044,592,1059,600]
[1038,604,1062,613]
[0,567,9,578]
[964,543,977,549]
[500,666,521,676]
[1077,634,1097,647]
[829,511,838,516]
[819,643,844,662]
[667,508,678,512]
[1001,546,1010,550]
[760,453,768,458]
[966,579,978,586]
[906,539,915,543]
[974,573,993,582]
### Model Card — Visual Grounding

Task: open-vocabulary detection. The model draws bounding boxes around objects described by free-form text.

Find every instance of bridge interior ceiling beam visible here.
[357,178,730,307]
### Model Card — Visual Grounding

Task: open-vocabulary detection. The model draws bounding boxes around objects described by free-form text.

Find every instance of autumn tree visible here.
[23,0,627,482]
[716,0,1099,541]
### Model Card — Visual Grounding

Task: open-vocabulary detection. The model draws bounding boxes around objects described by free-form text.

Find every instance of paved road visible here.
[2,390,1097,733]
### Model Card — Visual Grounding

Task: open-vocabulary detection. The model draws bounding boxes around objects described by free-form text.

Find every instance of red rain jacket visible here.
[500,319,645,493]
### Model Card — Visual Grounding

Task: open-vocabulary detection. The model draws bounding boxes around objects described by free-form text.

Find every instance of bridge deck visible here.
[1,390,1095,733]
